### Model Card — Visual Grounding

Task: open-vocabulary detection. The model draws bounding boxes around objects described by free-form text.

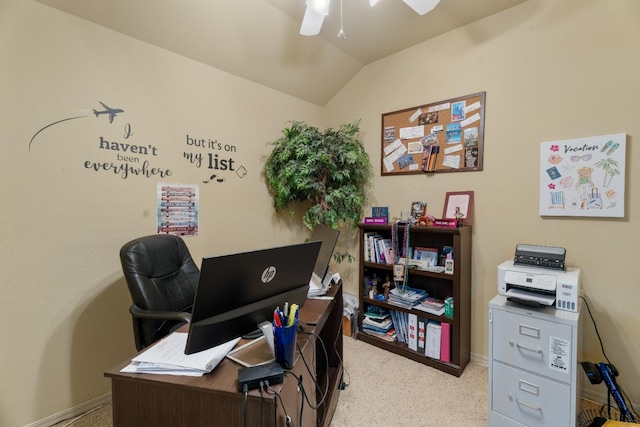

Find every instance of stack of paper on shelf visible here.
[121,332,240,377]
[414,296,446,316]
[387,286,428,309]
[362,307,396,342]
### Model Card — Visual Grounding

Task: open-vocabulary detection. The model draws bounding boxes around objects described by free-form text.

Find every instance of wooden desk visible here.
[105,283,343,427]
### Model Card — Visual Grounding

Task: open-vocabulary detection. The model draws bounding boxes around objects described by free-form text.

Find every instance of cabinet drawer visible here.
[492,308,572,382]
[491,361,571,426]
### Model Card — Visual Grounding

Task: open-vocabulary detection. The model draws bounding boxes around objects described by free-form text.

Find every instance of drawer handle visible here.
[516,398,542,411]
[514,341,542,354]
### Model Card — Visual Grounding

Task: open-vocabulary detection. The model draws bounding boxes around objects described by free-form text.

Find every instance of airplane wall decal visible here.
[93,101,124,123]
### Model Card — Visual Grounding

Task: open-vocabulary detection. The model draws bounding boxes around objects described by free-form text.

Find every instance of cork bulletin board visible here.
[381,92,486,176]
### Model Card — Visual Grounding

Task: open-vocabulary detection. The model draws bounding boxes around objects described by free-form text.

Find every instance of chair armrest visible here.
[129,304,192,323]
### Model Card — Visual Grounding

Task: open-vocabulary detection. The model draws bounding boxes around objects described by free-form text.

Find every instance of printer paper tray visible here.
[505,288,555,306]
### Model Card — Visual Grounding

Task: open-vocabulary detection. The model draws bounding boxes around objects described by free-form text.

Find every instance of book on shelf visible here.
[364,236,395,265]
[390,310,408,344]
[425,321,441,359]
[371,206,389,221]
[374,238,389,264]
[440,322,451,363]
[417,317,426,351]
[363,232,381,262]
[407,313,418,351]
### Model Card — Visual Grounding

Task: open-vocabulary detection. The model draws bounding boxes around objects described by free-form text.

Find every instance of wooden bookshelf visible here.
[356,223,471,376]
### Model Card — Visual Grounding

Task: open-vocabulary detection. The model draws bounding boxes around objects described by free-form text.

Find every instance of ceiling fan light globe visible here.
[306,0,331,16]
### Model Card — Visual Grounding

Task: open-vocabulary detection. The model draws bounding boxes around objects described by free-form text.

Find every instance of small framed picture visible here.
[443,191,473,224]
[410,201,426,221]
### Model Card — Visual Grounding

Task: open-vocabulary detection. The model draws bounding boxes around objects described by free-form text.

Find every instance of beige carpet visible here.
[331,337,488,426]
[54,336,488,426]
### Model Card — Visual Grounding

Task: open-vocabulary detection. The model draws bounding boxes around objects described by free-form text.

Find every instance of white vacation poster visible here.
[539,133,626,217]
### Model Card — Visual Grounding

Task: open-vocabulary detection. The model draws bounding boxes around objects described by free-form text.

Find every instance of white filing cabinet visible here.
[489,295,581,427]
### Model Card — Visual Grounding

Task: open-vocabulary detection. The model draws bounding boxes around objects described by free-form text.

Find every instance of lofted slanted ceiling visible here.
[36,0,528,106]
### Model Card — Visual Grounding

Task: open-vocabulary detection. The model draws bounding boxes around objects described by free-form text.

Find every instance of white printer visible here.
[497,260,580,312]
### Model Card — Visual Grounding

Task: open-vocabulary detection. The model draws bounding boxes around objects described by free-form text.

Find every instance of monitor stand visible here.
[242,329,263,339]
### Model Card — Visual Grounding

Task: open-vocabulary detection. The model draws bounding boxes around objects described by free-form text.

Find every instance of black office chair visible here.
[119,234,199,351]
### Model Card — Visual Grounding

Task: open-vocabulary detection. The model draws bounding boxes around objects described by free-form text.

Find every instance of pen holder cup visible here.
[273,323,297,369]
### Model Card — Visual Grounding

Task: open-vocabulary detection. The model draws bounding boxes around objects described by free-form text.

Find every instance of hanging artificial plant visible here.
[264,120,372,259]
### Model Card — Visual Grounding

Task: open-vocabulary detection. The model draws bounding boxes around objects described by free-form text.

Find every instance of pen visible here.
[273,309,282,327]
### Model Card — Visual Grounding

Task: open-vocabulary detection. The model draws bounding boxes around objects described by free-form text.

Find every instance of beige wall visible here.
[0,2,323,426]
[1,0,639,425]
[327,0,640,410]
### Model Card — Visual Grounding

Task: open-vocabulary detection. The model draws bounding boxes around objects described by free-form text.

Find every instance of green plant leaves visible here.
[264,120,372,231]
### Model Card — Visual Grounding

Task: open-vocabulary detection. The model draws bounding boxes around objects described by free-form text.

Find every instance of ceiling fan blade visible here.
[300,6,326,36]
[402,0,440,15]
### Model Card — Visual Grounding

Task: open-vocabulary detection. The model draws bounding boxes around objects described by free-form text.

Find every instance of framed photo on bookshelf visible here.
[410,201,426,221]
[443,191,473,224]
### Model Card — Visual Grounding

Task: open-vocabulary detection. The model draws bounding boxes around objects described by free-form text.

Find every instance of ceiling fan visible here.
[300,0,441,37]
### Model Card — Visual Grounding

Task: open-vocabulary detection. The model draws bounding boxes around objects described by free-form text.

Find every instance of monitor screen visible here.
[310,224,340,283]
[184,241,321,354]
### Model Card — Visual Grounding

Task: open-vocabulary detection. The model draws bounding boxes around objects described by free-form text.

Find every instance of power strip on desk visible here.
[238,361,283,392]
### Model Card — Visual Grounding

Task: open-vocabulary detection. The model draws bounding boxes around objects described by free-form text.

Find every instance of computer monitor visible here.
[310,224,340,283]
[184,241,321,354]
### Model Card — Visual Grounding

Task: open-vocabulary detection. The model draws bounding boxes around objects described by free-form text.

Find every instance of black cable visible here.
[259,381,265,427]
[332,316,350,389]
[321,310,351,425]
[284,370,311,427]
[242,384,248,427]
[296,328,330,410]
[270,380,277,427]
[580,296,611,364]
[580,296,640,420]
[298,377,304,427]
[265,380,290,424]
[298,328,334,427]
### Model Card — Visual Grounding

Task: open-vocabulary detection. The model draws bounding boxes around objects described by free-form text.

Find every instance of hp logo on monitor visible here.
[261,266,277,283]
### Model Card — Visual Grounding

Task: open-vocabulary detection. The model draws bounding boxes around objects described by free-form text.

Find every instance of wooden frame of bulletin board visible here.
[381,92,486,176]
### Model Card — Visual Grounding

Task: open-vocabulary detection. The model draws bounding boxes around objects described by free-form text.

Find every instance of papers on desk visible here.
[121,332,240,377]
[308,272,340,298]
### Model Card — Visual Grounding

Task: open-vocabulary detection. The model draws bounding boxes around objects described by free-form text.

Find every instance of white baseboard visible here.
[25,392,112,427]
[471,352,488,366]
